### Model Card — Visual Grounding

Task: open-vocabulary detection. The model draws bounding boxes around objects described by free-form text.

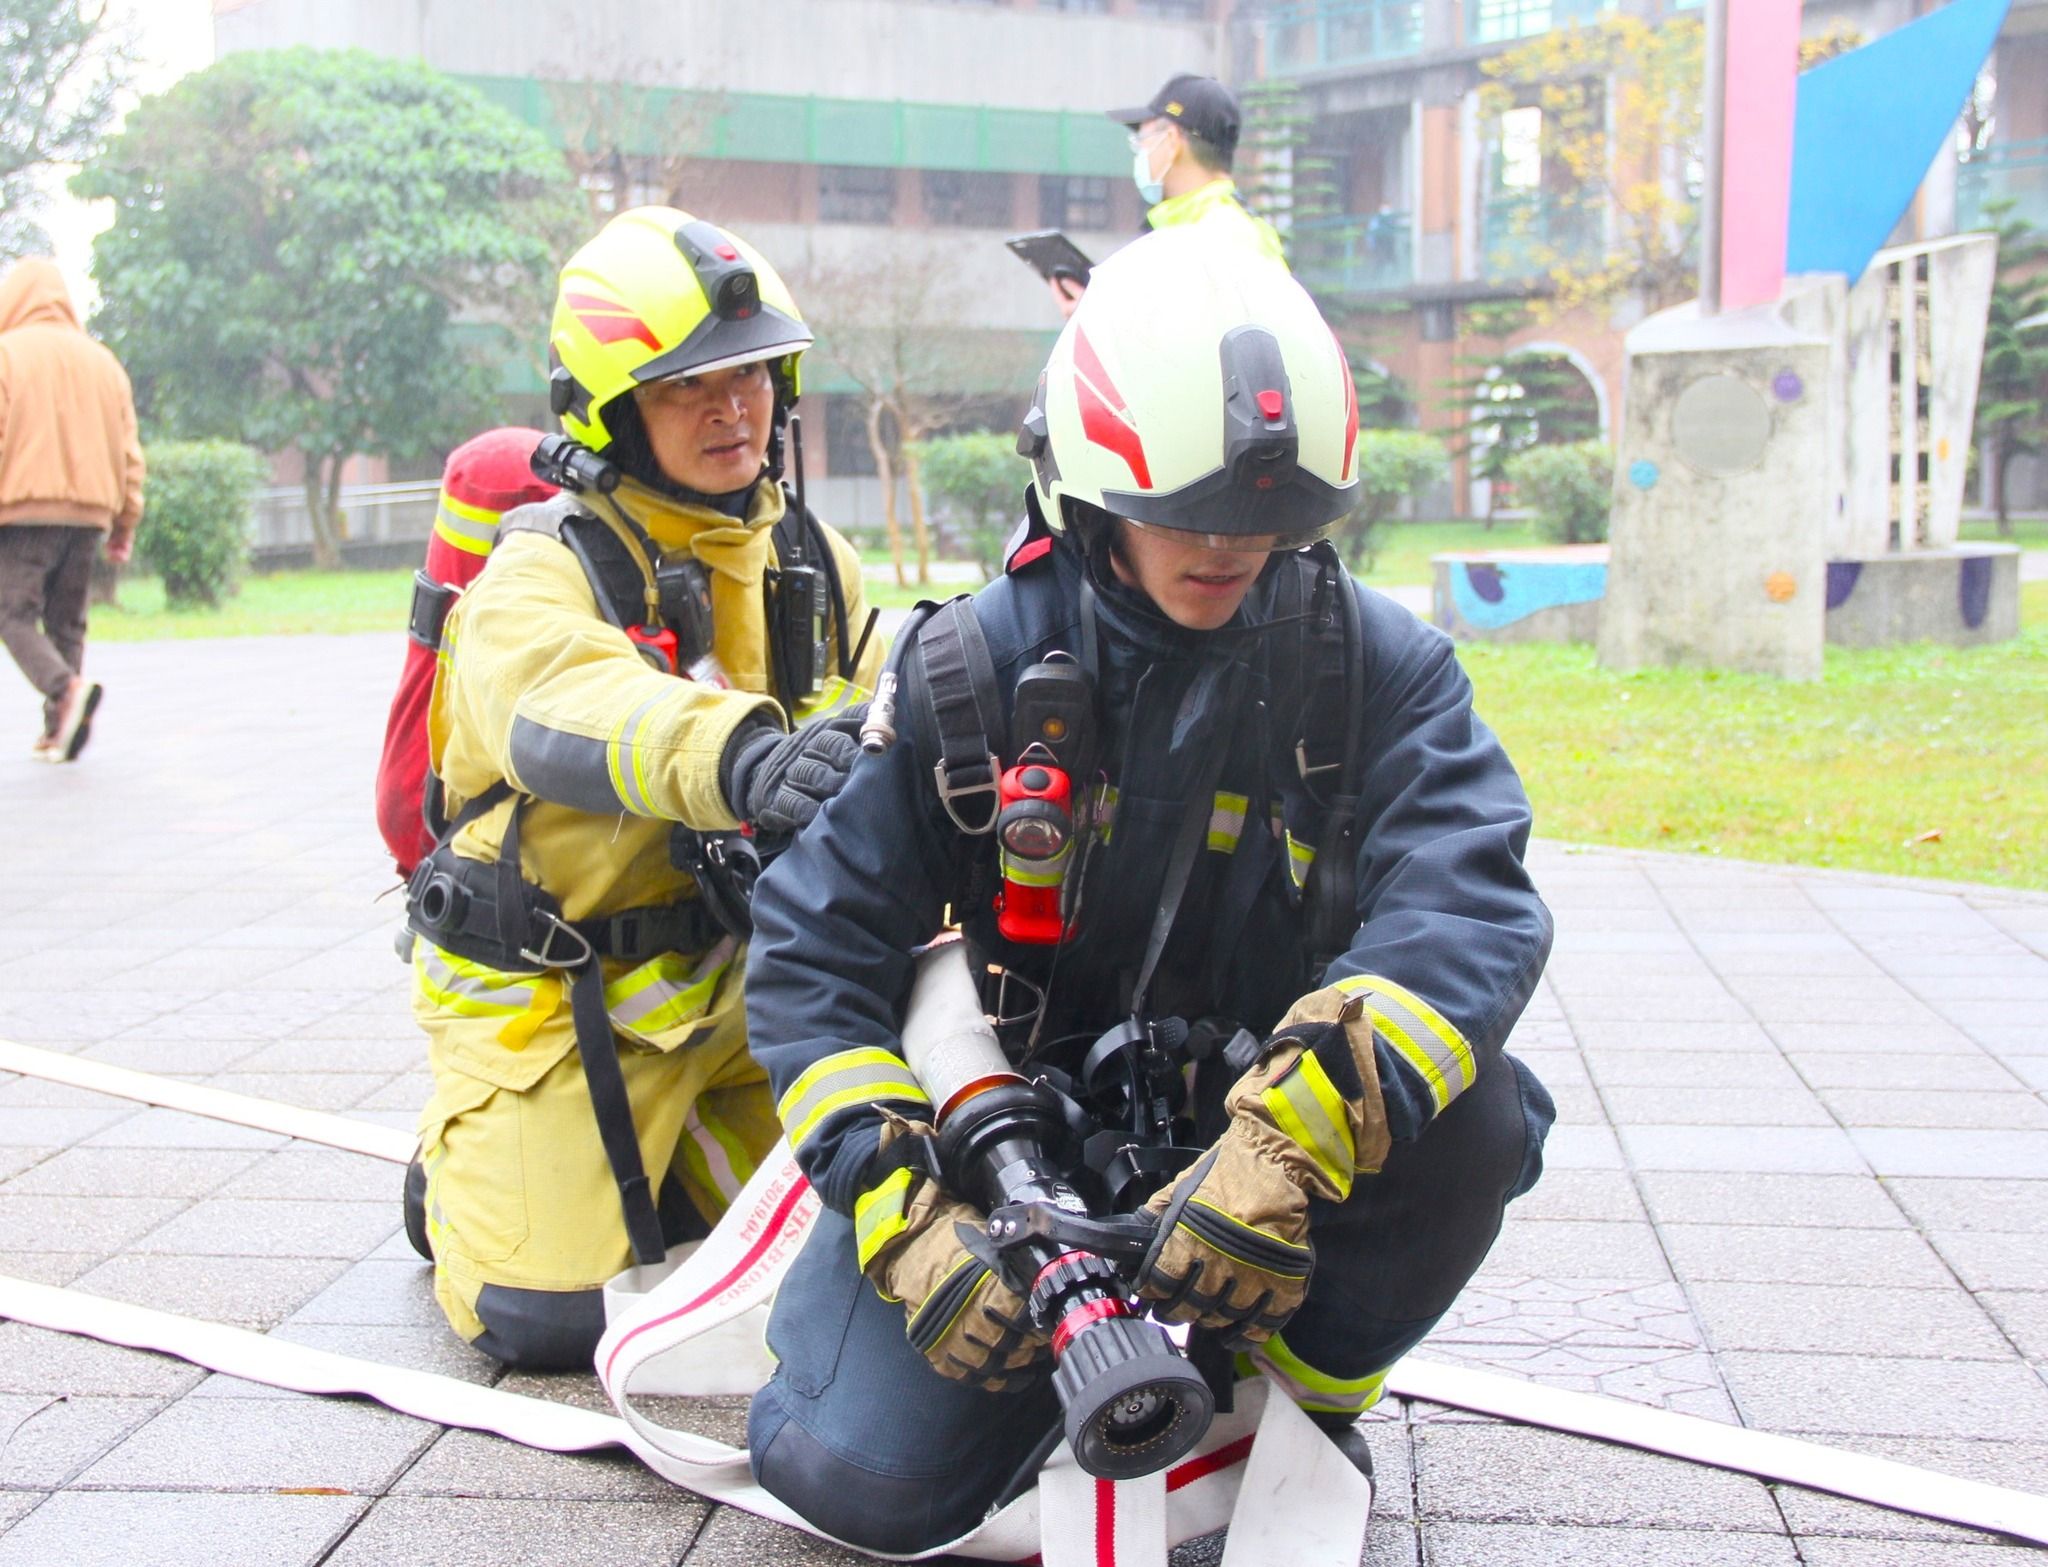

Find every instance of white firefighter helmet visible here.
[1016,226,1360,551]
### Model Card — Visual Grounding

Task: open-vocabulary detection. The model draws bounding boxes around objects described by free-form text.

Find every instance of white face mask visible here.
[1133,138,1165,206]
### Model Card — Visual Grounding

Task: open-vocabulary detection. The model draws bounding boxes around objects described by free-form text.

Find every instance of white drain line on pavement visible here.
[3,1035,2046,1549]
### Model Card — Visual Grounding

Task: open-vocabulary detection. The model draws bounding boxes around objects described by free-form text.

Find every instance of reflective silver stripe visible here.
[433,499,500,557]
[1333,974,1476,1114]
[1251,1331,1389,1416]
[1208,790,1248,853]
[853,1166,915,1270]
[605,690,674,819]
[776,1048,931,1151]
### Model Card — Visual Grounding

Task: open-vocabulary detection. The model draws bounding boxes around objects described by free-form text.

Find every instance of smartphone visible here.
[1005,230,1094,290]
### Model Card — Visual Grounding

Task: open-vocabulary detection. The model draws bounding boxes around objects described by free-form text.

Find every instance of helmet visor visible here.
[1120,516,1336,554]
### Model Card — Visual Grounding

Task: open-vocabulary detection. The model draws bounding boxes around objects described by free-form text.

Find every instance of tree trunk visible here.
[1992,435,2013,537]
[302,456,342,571]
[864,400,905,589]
[900,437,931,588]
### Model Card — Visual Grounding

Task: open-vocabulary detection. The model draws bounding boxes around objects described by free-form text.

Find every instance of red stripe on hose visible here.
[1166,1432,1256,1492]
[602,1175,811,1381]
[1096,1474,1118,1566]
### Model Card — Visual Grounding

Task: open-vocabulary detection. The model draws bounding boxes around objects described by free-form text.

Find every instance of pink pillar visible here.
[1718,0,1799,311]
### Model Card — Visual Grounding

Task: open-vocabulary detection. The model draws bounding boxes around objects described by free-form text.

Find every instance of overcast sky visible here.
[42,0,215,309]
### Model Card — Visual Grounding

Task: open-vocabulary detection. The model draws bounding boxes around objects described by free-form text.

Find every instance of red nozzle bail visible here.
[1256,389,1284,421]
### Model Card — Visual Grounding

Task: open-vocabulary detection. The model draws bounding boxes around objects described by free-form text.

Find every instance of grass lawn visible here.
[91,568,418,641]
[1464,577,2048,890]
[85,565,2046,890]
[1959,515,2048,550]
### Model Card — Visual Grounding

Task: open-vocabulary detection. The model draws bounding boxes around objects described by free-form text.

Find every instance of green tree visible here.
[76,48,579,567]
[1340,430,1448,571]
[1974,200,2048,537]
[1478,16,1861,315]
[0,0,129,258]
[914,430,1028,581]
[1438,301,1600,523]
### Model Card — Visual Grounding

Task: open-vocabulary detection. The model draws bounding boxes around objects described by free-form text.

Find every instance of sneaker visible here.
[29,732,55,759]
[48,678,102,762]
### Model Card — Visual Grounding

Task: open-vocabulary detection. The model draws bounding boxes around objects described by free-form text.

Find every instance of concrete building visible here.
[1249,0,2048,512]
[211,0,1228,528]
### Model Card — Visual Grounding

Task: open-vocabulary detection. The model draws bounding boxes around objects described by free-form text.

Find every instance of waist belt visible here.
[405,796,696,1269]
[406,842,719,973]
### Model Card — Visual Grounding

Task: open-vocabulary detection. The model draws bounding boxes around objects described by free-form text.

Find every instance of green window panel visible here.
[458,75,1134,177]
[811,99,903,167]
[904,103,989,173]
[710,93,809,163]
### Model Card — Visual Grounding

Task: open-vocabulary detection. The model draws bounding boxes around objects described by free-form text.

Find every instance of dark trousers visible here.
[0,524,98,729]
[747,1053,1554,1556]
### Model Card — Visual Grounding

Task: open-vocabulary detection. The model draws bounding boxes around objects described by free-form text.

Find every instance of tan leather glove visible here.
[1138,990,1391,1342]
[857,1121,1050,1390]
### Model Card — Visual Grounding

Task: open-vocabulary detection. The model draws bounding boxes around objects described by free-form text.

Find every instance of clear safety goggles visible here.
[1120,516,1335,555]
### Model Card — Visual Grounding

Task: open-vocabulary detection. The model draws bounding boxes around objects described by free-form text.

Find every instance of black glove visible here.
[721,707,868,836]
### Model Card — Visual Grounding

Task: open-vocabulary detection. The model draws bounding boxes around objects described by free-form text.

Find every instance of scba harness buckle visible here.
[518,908,597,972]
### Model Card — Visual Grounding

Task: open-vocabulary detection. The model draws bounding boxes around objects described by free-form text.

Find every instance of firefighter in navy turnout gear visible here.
[742,229,1555,1555]
[405,208,879,1369]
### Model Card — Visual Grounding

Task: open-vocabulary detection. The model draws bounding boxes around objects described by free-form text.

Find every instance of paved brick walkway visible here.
[1,630,2044,1566]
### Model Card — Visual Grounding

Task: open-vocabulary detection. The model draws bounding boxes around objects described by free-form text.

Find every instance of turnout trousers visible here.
[747,1053,1555,1556]
[412,939,782,1370]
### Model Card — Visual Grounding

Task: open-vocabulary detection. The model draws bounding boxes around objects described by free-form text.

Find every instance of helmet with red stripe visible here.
[1016,226,1359,553]
[547,207,812,456]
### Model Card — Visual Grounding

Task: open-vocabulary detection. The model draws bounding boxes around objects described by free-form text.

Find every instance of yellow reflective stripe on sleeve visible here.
[853,1166,915,1271]
[1333,973,1476,1113]
[1208,791,1248,854]
[433,494,502,557]
[1251,1331,1389,1416]
[605,938,737,1037]
[792,675,868,723]
[776,1047,933,1151]
[605,690,672,818]
[1260,1051,1356,1198]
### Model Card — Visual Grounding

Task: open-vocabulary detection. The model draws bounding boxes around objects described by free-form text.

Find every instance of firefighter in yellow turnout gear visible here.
[407,208,880,1368]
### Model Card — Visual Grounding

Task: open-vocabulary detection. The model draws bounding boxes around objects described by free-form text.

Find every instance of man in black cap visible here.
[1050,71,1284,318]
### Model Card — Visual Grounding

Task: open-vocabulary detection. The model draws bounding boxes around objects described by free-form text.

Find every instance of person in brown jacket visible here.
[0,257,145,762]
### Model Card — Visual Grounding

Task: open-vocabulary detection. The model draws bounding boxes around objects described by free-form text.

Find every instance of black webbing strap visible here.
[566,958,666,1267]
[915,598,1004,835]
[1130,670,1240,1014]
[498,795,664,1268]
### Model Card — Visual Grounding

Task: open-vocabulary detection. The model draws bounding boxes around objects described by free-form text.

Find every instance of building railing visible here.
[1957,138,2048,235]
[1261,0,1425,72]
[1478,190,1604,280]
[1292,210,1415,293]
[249,481,442,561]
[1468,0,1614,45]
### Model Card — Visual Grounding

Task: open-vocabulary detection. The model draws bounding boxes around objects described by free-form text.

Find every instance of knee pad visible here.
[470,1283,607,1371]
[402,1156,431,1262]
[747,1388,980,1556]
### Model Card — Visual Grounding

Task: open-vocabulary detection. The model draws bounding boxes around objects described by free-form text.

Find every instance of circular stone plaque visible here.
[1671,373,1772,478]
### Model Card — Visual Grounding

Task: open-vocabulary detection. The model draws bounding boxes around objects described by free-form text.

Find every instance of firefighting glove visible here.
[1137,990,1391,1344]
[857,1119,1050,1391]
[721,707,869,837]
